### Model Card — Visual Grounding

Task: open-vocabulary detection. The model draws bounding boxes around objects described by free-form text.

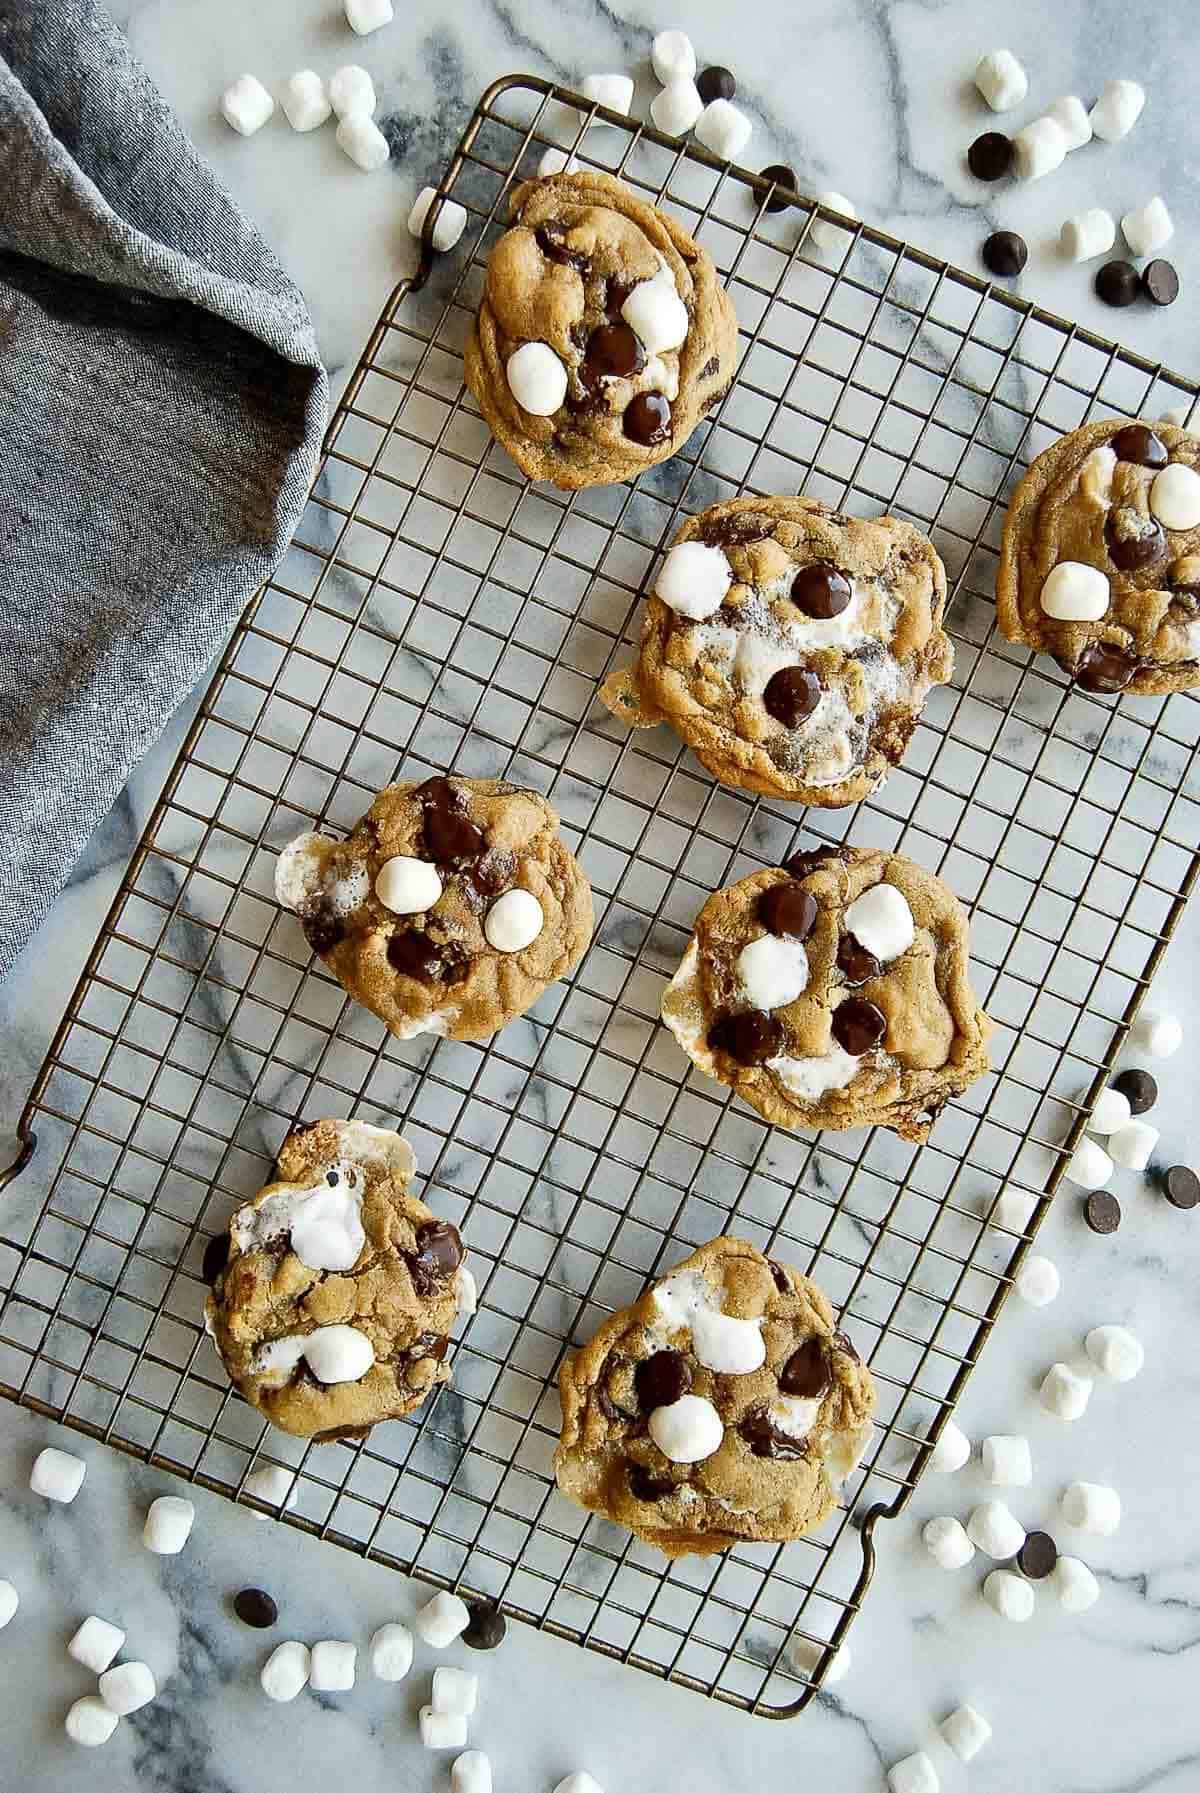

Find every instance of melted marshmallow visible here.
[255,1324,375,1386]
[233,1163,366,1272]
[768,1394,822,1439]
[767,1046,861,1100]
[653,1268,766,1373]
[735,933,809,1009]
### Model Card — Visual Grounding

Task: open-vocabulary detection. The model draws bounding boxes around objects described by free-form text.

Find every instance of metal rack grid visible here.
[2,74,1199,1721]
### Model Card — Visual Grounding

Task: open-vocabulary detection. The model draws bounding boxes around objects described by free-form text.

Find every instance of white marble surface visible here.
[2,1,1200,1788]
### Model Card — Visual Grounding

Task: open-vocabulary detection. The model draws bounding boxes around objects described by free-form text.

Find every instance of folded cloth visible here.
[0,0,327,979]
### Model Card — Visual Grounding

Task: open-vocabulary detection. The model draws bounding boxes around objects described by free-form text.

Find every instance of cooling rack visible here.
[2,74,1199,1721]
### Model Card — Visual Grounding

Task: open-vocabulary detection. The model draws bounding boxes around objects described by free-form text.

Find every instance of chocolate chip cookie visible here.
[601,496,952,803]
[555,1236,875,1558]
[661,847,991,1142]
[997,418,1200,695]
[205,1120,474,1440]
[275,776,593,1042]
[463,170,737,489]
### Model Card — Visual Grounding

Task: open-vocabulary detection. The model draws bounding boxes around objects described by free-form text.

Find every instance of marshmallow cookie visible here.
[601,497,952,803]
[462,171,737,489]
[997,418,1200,695]
[555,1237,874,1557]
[276,777,593,1041]
[662,847,991,1142]
[206,1120,472,1439]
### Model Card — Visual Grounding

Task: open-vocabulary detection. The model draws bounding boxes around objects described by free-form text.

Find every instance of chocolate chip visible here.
[784,844,846,879]
[759,162,797,213]
[707,1008,783,1066]
[757,881,818,941]
[697,65,735,104]
[790,562,852,619]
[1074,641,1139,693]
[831,997,886,1056]
[582,321,645,385]
[696,508,775,548]
[408,1220,464,1293]
[1095,260,1140,308]
[418,776,486,863]
[302,906,345,956]
[1142,259,1180,307]
[968,131,1013,180]
[1104,508,1166,574]
[234,1588,278,1628]
[387,928,467,983]
[605,276,637,320]
[836,934,881,985]
[768,1259,792,1295]
[1112,1068,1157,1114]
[462,1603,508,1650]
[779,1337,830,1398]
[982,230,1027,277]
[623,391,672,445]
[1110,424,1170,469]
[1084,1189,1122,1235]
[404,1330,450,1364]
[763,665,823,728]
[627,1463,676,1501]
[634,1350,692,1411]
[740,1407,806,1460]
[202,1232,231,1285]
[535,220,588,271]
[1162,1165,1200,1210]
[1017,1531,1058,1580]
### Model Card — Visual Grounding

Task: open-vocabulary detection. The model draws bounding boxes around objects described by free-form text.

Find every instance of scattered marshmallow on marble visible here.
[843,884,913,963]
[370,1621,414,1680]
[926,1418,971,1473]
[651,81,704,137]
[539,146,579,178]
[310,1640,357,1692]
[1065,1137,1114,1191]
[554,1777,606,1793]
[941,1704,992,1763]
[1053,1554,1100,1612]
[581,73,634,115]
[420,1706,469,1750]
[887,1749,940,1793]
[281,70,331,133]
[336,113,390,171]
[1122,196,1174,259]
[65,1696,120,1748]
[261,1640,311,1702]
[967,1499,1026,1560]
[415,1590,472,1649]
[982,1568,1035,1622]
[0,1580,17,1629]
[244,1464,297,1513]
[453,1751,494,1793]
[506,340,568,415]
[221,74,275,137]
[1060,209,1116,264]
[982,1434,1033,1487]
[1085,1324,1144,1382]
[737,935,809,1009]
[99,1660,156,1716]
[648,1394,724,1463]
[1040,562,1110,622]
[1107,1120,1159,1172]
[484,889,544,953]
[810,191,859,251]
[923,1515,975,1570]
[1089,1087,1132,1135]
[408,187,469,253]
[788,1635,851,1683]
[68,1616,126,1675]
[990,1187,1034,1233]
[1015,1254,1060,1307]
[1130,1010,1183,1057]
[1090,78,1145,144]
[694,97,752,161]
[345,0,393,34]
[330,65,376,118]
[30,1447,86,1503]
[974,48,1028,112]
[432,1666,479,1717]
[143,1495,195,1555]
[1062,1480,1121,1535]
[1040,1361,1093,1421]
[1013,116,1068,181]
[651,30,696,84]
[655,540,733,619]
[1047,94,1092,151]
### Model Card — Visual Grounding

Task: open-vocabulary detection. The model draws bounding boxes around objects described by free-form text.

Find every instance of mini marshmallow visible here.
[329,65,376,118]
[1090,79,1145,144]
[1130,1010,1183,1058]
[967,1499,1026,1560]
[415,1590,471,1649]
[926,1418,971,1473]
[369,1621,413,1680]
[1047,95,1092,151]
[621,272,689,353]
[0,1580,17,1629]
[554,1778,606,1793]
[1107,1119,1159,1171]
[261,1640,311,1702]
[538,146,579,178]
[432,1666,478,1717]
[244,1464,297,1512]
[376,855,442,914]
[484,889,544,953]
[651,29,696,84]
[990,1186,1035,1233]
[1060,209,1116,264]
[810,191,859,251]
[655,540,732,618]
[1015,1254,1061,1306]
[221,74,275,137]
[650,81,704,137]
[1122,196,1173,259]
[922,1515,975,1570]
[648,1394,724,1463]
[310,1640,356,1691]
[1040,1362,1093,1421]
[1062,1480,1121,1535]
[336,114,390,171]
[1089,1087,1132,1135]
[1085,1324,1144,1382]
[408,187,469,253]
[453,1751,494,1793]
[788,1635,851,1683]
[580,74,634,115]
[1040,561,1110,621]
[694,98,752,161]
[68,1615,126,1674]
[887,1750,940,1793]
[143,1495,195,1555]
[1065,1137,1114,1191]
[506,340,567,415]
[281,71,331,133]
[737,934,809,1009]
[99,1660,156,1716]
[974,48,1028,112]
[65,1696,119,1747]
[345,0,393,34]
[420,1706,468,1749]
[1053,1554,1100,1612]
[940,1703,992,1763]
[983,1568,1035,1622]
[982,1434,1033,1487]
[30,1447,86,1503]
[1013,116,1068,182]
[690,1309,765,1375]
[843,884,914,963]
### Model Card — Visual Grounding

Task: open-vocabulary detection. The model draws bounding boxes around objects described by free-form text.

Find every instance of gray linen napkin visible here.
[0,0,327,979]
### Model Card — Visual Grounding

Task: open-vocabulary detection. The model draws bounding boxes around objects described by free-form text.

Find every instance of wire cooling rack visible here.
[3,75,1200,1721]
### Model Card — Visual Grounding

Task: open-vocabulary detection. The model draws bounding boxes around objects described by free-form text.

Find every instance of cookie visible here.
[554,1236,875,1558]
[997,418,1200,695]
[463,170,737,489]
[275,776,593,1041]
[205,1120,472,1440]
[661,847,991,1142]
[601,497,952,803]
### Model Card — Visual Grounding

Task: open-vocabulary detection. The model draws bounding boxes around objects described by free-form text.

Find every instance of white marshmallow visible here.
[68,1615,126,1674]
[736,934,809,1009]
[1040,1361,1093,1421]
[1065,1137,1114,1191]
[650,81,704,137]
[788,1635,851,1683]
[257,1324,374,1385]
[345,0,393,34]
[974,48,1028,112]
[1047,95,1092,151]
[30,1447,86,1503]
[1015,1254,1060,1307]
[281,71,331,134]
[1040,561,1110,621]
[922,1515,975,1569]
[420,1706,468,1749]
[1061,1480,1121,1535]
[967,1499,1026,1560]
[310,1640,357,1691]
[506,340,567,415]
[651,30,696,84]
[621,271,689,353]
[244,1464,297,1512]
[843,884,914,963]
[1053,1554,1100,1612]
[261,1640,311,1702]
[453,1751,494,1793]
[369,1622,413,1680]
[580,74,634,115]
[432,1666,478,1717]
[982,1568,1035,1622]
[408,187,468,253]
[940,1704,992,1763]
[99,1660,156,1716]
[1013,116,1068,182]
[1085,1324,1144,1382]
[0,1580,17,1628]
[238,1174,365,1274]
[810,191,859,251]
[376,855,442,914]
[329,65,376,118]
[484,889,544,953]
[1060,209,1116,263]
[1108,1119,1159,1171]
[691,1309,765,1375]
[221,75,275,137]
[336,114,390,171]
[655,540,733,618]
[1089,1087,1132,1134]
[415,1590,471,1649]
[1090,79,1145,144]
[1122,196,1173,259]
[648,1394,724,1463]
[694,98,752,161]
[990,1187,1035,1232]
[982,1434,1033,1487]
[65,1696,119,1747]
[1130,1010,1183,1058]
[456,1265,478,1318]
[926,1418,970,1473]
[538,146,579,178]
[554,1778,606,1793]
[143,1495,195,1555]
[887,1750,940,1793]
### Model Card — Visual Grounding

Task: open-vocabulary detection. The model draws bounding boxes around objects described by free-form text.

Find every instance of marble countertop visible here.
[2,1,1199,1788]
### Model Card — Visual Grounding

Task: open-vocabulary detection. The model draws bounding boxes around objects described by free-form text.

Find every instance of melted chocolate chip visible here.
[697,509,775,548]
[634,1350,692,1411]
[1074,642,1139,693]
[763,665,823,728]
[740,1408,807,1460]
[202,1232,231,1285]
[758,881,818,941]
[784,844,847,879]
[1105,507,1166,572]
[403,1330,450,1364]
[407,1220,464,1294]
[627,1463,676,1501]
[582,321,645,386]
[836,935,881,985]
[387,928,469,984]
[536,220,588,271]
[623,391,672,445]
[234,1588,278,1628]
[831,997,886,1056]
[1110,424,1169,469]
[790,562,852,619]
[462,1604,508,1651]
[707,1009,783,1066]
[418,776,486,863]
[302,906,345,956]
[605,276,636,320]
[465,857,508,902]
[779,1337,830,1398]
[768,1259,792,1295]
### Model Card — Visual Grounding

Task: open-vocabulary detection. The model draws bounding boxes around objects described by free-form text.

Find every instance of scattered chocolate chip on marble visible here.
[1112,1068,1157,1114]
[1162,1165,1200,1210]
[462,1602,507,1651]
[758,162,798,212]
[982,229,1027,277]
[1094,259,1140,308]
[1142,259,1180,307]
[696,65,735,104]
[1084,1189,1122,1235]
[967,131,1013,180]
[1017,1530,1058,1580]
[234,1588,279,1628]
